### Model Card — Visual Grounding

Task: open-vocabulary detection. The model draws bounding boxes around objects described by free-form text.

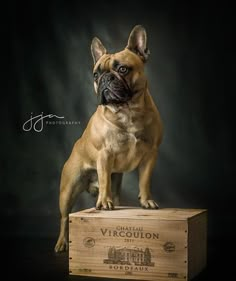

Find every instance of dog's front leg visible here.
[138,149,159,209]
[96,149,114,210]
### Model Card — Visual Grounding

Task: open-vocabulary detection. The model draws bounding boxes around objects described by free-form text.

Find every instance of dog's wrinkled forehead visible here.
[94,54,111,72]
[93,49,144,74]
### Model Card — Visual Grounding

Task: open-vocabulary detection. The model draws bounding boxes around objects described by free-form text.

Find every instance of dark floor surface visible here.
[2,235,234,281]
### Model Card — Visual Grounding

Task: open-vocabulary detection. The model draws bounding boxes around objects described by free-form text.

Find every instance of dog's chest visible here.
[107,110,150,151]
[99,106,155,172]
[108,128,147,172]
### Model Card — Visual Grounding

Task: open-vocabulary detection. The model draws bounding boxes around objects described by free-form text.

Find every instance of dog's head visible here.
[91,25,150,105]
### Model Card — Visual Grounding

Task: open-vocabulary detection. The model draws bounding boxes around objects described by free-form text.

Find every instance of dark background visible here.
[2,1,234,280]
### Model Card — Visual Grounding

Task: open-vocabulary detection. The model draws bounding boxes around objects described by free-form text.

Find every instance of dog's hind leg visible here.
[54,163,87,253]
[111,173,123,206]
[87,170,99,197]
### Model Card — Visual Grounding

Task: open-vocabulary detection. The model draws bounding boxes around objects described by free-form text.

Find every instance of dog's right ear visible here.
[91,37,107,64]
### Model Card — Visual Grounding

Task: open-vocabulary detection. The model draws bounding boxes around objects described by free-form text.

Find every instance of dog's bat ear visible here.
[91,37,107,64]
[126,25,150,62]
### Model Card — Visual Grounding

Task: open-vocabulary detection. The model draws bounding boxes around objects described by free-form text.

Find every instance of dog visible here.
[55,25,163,252]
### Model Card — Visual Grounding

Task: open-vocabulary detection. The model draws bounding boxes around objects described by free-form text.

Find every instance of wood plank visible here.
[70,207,206,220]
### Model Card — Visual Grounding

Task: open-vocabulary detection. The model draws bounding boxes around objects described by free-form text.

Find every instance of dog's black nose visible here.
[101,73,115,84]
[107,74,115,82]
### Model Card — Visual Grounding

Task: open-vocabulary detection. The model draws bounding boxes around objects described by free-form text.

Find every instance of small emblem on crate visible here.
[104,246,155,266]
[83,237,95,248]
[163,242,175,253]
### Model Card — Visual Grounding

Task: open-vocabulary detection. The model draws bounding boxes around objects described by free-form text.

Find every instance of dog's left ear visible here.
[91,37,107,64]
[126,25,150,62]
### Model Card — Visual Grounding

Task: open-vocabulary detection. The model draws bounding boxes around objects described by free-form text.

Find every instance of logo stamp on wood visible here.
[163,242,175,253]
[104,246,155,267]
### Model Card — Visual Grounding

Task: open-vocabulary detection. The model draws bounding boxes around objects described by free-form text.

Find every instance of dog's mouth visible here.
[100,87,131,105]
[98,72,133,105]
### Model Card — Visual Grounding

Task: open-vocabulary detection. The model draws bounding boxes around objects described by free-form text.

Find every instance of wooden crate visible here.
[69,207,207,281]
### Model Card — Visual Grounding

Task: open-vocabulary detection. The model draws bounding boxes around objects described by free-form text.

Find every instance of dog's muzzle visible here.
[97,71,133,105]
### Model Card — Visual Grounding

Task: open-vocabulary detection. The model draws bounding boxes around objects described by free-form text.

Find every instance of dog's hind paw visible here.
[54,238,68,253]
[87,185,99,197]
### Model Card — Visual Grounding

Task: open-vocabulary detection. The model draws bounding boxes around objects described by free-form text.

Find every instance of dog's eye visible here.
[118,66,128,75]
[93,72,99,81]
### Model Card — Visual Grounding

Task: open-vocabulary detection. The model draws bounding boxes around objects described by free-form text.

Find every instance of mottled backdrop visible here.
[2,1,234,242]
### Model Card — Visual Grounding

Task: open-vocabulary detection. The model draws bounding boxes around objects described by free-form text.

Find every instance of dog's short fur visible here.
[55,25,163,252]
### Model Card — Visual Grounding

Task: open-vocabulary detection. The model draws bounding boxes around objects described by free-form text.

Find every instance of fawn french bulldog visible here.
[55,25,163,252]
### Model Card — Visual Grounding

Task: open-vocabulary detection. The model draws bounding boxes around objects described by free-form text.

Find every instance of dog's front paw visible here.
[140,199,159,209]
[96,196,114,210]
[54,237,68,253]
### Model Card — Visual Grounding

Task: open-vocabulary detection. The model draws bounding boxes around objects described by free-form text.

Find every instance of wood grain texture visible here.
[69,207,207,281]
